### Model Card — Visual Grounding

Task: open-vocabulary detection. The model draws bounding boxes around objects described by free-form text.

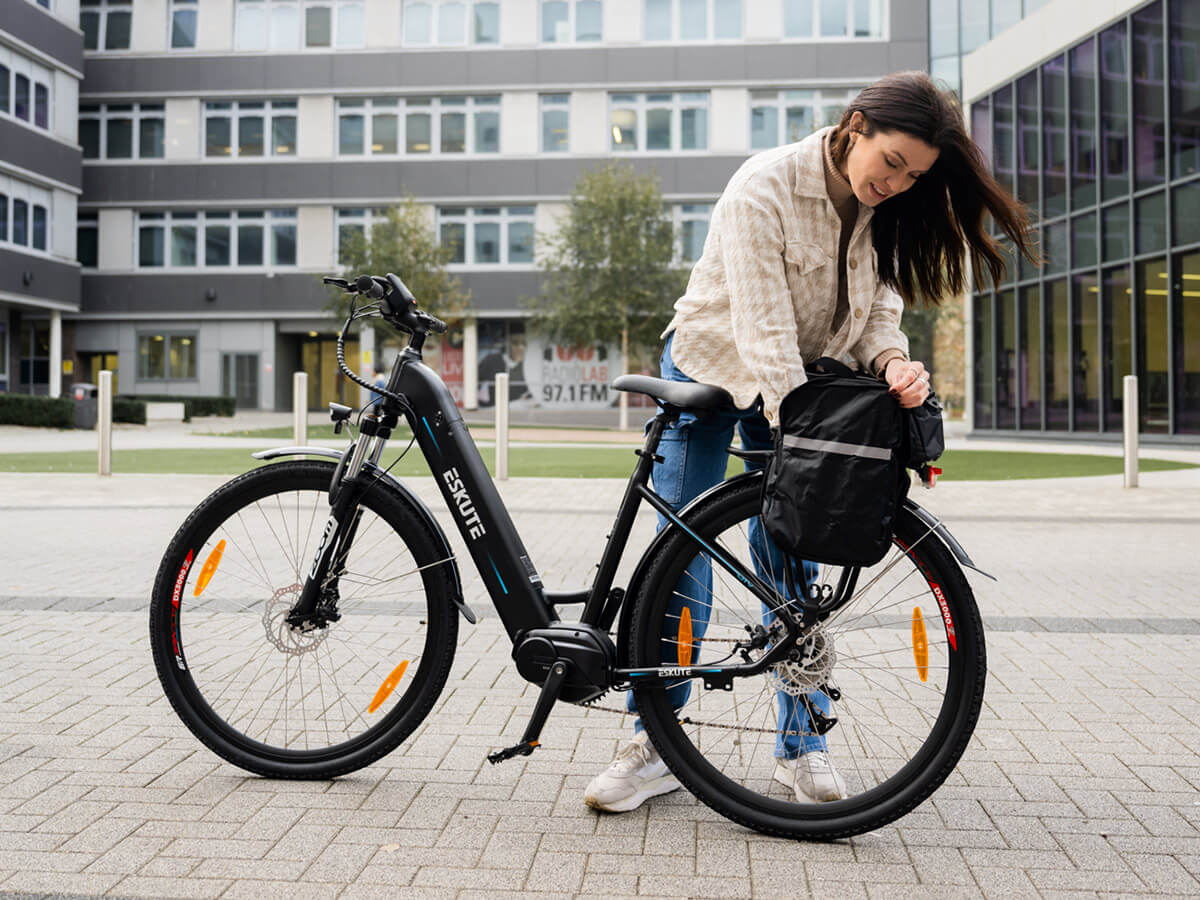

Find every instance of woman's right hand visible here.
[884,358,930,408]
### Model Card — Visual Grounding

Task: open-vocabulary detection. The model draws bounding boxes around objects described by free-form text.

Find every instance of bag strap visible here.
[805,357,857,378]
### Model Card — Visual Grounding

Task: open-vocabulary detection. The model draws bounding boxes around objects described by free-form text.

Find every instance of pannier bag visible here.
[761,358,911,568]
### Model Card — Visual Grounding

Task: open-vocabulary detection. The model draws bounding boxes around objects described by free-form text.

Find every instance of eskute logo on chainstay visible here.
[442,467,486,540]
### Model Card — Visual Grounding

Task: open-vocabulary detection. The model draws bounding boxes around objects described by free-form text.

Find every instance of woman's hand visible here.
[884,358,930,408]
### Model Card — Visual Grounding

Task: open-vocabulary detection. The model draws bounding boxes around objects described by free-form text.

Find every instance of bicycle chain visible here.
[575,696,815,739]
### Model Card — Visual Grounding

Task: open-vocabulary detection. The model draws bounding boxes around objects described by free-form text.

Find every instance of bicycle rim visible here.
[631,485,984,837]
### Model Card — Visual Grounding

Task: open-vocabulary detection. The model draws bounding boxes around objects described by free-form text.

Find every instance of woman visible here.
[584,71,1033,813]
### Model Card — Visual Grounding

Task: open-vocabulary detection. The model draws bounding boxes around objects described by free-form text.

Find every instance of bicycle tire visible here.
[628,477,986,839]
[149,460,459,779]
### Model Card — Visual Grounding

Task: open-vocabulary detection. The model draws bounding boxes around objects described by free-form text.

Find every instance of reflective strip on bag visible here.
[781,435,892,461]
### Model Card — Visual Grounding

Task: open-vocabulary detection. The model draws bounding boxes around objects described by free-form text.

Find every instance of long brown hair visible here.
[830,71,1035,305]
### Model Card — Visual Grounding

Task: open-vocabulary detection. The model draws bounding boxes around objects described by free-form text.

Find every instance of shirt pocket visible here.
[782,240,830,298]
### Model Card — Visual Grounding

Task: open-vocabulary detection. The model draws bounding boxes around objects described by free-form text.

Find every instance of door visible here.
[300,337,359,410]
[221,353,260,409]
[81,352,119,394]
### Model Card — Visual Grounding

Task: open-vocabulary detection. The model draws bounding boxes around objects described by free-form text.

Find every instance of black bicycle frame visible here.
[379,342,798,677]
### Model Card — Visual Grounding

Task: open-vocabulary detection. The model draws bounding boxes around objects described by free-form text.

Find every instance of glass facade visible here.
[928,0,1051,97]
[970,0,1200,436]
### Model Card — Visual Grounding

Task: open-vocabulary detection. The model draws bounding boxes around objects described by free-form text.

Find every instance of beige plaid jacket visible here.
[664,126,910,426]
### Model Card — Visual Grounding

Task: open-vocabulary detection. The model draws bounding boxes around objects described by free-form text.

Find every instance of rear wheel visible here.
[149,460,459,778]
[629,477,986,839]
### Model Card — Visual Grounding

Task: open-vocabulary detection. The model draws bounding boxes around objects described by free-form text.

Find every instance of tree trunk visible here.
[619,324,629,430]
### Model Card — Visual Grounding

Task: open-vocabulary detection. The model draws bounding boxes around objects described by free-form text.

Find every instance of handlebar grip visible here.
[355,274,386,299]
[426,315,447,335]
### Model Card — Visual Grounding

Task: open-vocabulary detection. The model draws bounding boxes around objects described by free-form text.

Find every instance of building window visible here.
[335,207,388,263]
[540,94,569,152]
[136,209,297,268]
[609,92,708,152]
[644,0,740,41]
[0,48,53,131]
[782,0,885,39]
[77,212,99,268]
[0,175,51,254]
[80,103,166,159]
[403,1,498,45]
[235,0,365,50]
[748,88,855,149]
[438,206,536,265]
[171,0,198,48]
[138,334,198,380]
[673,203,713,263]
[337,95,499,155]
[541,0,602,43]
[81,0,133,50]
[204,101,297,158]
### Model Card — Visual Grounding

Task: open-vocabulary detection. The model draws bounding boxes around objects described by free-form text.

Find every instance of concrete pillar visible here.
[463,318,479,410]
[49,311,62,398]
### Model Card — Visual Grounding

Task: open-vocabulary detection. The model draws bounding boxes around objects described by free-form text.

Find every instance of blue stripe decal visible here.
[489,556,508,594]
[665,514,755,591]
[421,417,441,455]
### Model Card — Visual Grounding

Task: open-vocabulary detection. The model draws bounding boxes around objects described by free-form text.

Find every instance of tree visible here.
[528,162,691,370]
[327,198,469,328]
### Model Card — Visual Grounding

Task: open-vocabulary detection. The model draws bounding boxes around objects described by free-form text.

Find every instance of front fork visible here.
[285,410,392,630]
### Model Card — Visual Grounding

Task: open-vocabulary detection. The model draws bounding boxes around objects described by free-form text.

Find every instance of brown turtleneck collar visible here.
[822,130,858,223]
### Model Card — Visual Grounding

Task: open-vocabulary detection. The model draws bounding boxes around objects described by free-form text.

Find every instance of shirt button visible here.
[849,259,858,270]
[854,308,863,319]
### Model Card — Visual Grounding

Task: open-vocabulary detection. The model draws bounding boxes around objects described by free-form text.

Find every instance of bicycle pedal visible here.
[486,740,539,765]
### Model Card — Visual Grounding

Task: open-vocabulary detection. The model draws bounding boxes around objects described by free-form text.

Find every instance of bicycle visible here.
[150,272,989,840]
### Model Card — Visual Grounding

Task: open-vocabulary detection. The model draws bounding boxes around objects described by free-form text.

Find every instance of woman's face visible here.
[841,111,940,207]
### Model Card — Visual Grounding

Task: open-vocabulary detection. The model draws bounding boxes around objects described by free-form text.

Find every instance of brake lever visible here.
[322,277,353,291]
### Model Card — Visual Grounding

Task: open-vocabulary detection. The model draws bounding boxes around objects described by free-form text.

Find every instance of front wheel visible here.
[629,478,986,839]
[149,460,459,778]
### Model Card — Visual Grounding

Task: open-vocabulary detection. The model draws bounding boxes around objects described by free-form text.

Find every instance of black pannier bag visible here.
[761,358,911,568]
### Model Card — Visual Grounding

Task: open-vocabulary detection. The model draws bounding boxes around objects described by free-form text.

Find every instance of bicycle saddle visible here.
[612,375,734,411]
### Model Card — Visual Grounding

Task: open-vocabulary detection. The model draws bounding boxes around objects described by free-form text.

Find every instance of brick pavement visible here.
[0,467,1199,898]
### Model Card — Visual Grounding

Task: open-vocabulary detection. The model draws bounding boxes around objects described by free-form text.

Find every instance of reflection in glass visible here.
[1043,55,1068,218]
[1017,73,1039,215]
[1177,250,1200,433]
[929,0,957,57]
[962,1,989,53]
[105,11,132,49]
[646,108,671,150]
[681,0,707,40]
[474,1,499,43]
[475,222,500,263]
[441,112,466,153]
[820,0,846,37]
[972,97,991,167]
[542,107,568,152]
[1132,1,1166,189]
[476,111,500,153]
[509,221,534,263]
[1099,21,1129,198]
[1174,180,1200,246]
[1069,38,1097,209]
[1072,272,1100,430]
[1135,257,1170,432]
[1019,285,1042,428]
[206,225,230,266]
[973,294,993,428]
[238,225,263,267]
[170,225,197,267]
[140,118,165,158]
[407,113,431,153]
[1102,265,1132,432]
[272,116,296,155]
[238,116,264,157]
[542,0,567,41]
[681,107,706,150]
[996,289,1016,428]
[1046,279,1069,429]
[1135,191,1166,253]
[1072,212,1097,270]
[338,115,364,155]
[1102,201,1130,259]
[751,105,778,149]
[783,0,812,37]
[1169,0,1200,178]
[993,84,1014,195]
[578,0,602,39]
[1044,221,1067,276]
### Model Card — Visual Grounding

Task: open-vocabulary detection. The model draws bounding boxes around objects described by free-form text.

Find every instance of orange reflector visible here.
[912,607,929,682]
[192,540,226,597]
[368,660,409,713]
[678,606,693,668]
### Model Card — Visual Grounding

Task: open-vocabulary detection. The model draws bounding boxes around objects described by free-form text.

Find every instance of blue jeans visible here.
[626,335,831,759]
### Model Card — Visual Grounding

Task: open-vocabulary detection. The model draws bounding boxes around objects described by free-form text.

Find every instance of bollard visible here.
[293,371,308,447]
[618,390,629,431]
[1123,375,1138,488]
[495,372,509,481]
[97,370,113,476]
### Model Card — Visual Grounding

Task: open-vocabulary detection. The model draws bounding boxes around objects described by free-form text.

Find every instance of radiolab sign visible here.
[521,338,621,409]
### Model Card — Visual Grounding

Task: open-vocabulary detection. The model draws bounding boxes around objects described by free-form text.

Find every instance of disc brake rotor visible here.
[262,583,330,656]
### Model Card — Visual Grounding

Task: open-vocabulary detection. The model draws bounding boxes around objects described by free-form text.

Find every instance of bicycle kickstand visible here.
[487,660,569,765]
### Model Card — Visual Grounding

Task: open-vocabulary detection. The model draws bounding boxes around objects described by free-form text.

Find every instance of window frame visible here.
[608,91,710,153]
[169,0,199,49]
[80,0,134,51]
[401,1,501,47]
[134,208,299,270]
[0,174,52,256]
[747,87,858,150]
[77,211,99,268]
[203,99,298,159]
[540,93,570,152]
[437,206,537,267]
[233,0,366,51]
[780,0,888,41]
[0,47,53,133]
[539,0,603,45]
[79,102,167,161]
[336,95,501,157]
[137,332,199,381]
[672,201,714,264]
[335,206,389,264]
[642,0,742,42]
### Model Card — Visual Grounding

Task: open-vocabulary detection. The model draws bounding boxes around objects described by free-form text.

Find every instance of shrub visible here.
[0,394,75,428]
[120,394,236,421]
[113,397,147,425]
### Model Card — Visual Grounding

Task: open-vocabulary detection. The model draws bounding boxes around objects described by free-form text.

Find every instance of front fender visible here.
[250,446,476,625]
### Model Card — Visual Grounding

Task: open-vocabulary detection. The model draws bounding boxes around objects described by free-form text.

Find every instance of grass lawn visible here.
[0,446,1194,480]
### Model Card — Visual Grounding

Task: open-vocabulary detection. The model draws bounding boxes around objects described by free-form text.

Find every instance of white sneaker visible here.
[773,751,848,803]
[584,732,681,813]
